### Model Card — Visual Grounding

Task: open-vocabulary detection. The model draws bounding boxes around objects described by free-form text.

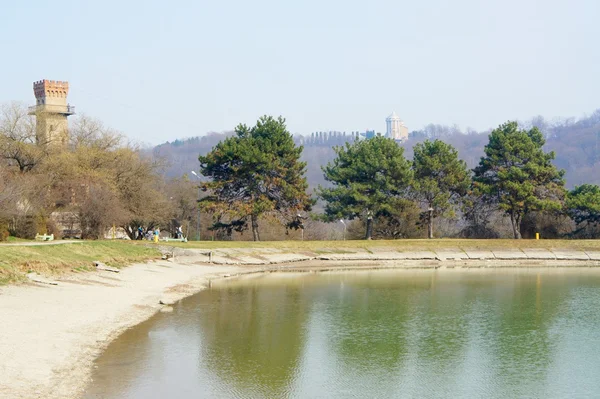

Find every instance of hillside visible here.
[151,110,600,189]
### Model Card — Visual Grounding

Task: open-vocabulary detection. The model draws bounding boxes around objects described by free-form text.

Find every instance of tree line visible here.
[2,105,599,242]
[198,117,600,240]
[152,109,600,195]
[0,103,198,241]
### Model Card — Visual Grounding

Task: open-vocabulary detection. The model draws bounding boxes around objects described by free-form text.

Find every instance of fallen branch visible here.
[26,273,58,285]
[93,261,120,273]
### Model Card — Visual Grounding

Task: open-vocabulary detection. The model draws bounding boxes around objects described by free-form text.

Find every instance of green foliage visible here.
[566,184,600,237]
[198,116,313,241]
[412,140,470,238]
[317,136,413,239]
[345,199,423,240]
[473,122,565,239]
[373,198,423,239]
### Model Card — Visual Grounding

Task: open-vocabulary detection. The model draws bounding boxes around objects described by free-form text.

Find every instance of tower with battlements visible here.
[29,79,75,145]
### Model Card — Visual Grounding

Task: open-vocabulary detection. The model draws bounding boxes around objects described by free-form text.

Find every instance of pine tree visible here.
[473,121,565,239]
[566,184,600,237]
[412,139,470,238]
[198,116,312,241]
[318,136,413,240]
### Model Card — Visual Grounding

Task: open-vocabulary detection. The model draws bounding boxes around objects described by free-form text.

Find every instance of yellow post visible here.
[112,224,116,240]
[154,234,159,243]
[535,232,540,240]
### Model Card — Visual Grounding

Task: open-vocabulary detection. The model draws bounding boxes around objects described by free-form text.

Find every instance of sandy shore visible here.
[0,257,248,399]
[1,244,600,399]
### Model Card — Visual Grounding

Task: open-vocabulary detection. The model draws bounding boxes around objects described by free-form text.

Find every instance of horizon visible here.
[154,106,599,146]
[2,0,599,145]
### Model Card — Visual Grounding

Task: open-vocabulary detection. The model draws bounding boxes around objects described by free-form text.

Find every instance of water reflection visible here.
[196,281,310,397]
[84,269,600,399]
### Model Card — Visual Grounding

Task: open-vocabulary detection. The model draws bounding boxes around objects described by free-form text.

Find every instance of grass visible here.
[2,238,598,285]
[5,236,32,243]
[164,238,600,252]
[0,241,160,285]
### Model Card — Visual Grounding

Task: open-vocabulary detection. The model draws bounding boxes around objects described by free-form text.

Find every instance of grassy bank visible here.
[0,241,160,285]
[166,238,600,252]
[3,238,599,285]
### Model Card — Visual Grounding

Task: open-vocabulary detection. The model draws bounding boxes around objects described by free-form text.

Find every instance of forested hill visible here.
[151,110,600,189]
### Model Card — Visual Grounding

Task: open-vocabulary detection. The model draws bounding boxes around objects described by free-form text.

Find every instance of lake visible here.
[83,269,600,398]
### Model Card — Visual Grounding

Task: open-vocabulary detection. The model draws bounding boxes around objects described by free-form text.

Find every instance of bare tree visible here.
[0,102,45,172]
[69,115,124,150]
[78,184,129,239]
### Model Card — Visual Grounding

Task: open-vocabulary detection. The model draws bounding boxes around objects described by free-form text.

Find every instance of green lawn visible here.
[5,236,33,243]
[0,241,160,285]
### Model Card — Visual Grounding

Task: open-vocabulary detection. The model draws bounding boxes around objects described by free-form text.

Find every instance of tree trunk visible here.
[365,217,373,240]
[428,208,434,239]
[123,225,135,240]
[251,214,260,241]
[510,212,522,239]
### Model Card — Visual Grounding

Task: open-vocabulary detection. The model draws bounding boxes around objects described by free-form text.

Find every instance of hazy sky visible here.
[1,0,599,144]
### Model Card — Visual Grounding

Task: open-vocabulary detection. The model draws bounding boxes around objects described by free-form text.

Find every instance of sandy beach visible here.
[1,243,600,399]
[0,257,247,399]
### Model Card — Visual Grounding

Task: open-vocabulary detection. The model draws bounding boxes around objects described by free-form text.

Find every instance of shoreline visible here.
[0,257,250,399]
[2,248,600,399]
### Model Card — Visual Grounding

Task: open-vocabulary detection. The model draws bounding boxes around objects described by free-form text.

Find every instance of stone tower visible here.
[29,79,75,145]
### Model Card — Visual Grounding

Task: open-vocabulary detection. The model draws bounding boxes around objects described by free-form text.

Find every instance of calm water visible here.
[84,269,600,399]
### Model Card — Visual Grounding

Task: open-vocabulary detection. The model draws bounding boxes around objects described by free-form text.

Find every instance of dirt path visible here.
[0,240,82,247]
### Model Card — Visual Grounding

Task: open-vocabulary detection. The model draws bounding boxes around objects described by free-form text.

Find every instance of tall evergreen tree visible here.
[565,184,600,238]
[198,116,312,241]
[412,139,470,238]
[473,121,565,239]
[318,136,413,240]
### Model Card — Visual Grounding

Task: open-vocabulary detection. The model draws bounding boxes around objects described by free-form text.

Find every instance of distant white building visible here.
[386,112,408,141]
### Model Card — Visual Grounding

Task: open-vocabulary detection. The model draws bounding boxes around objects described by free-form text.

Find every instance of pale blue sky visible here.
[1,0,599,144]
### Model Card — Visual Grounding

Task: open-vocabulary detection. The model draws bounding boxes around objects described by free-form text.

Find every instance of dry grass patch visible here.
[0,241,160,285]
[167,239,600,252]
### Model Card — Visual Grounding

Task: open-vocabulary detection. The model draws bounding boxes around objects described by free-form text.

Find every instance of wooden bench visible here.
[35,234,54,241]
[162,237,188,243]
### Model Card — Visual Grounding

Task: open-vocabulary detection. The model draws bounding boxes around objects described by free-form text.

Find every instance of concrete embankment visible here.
[176,245,600,267]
